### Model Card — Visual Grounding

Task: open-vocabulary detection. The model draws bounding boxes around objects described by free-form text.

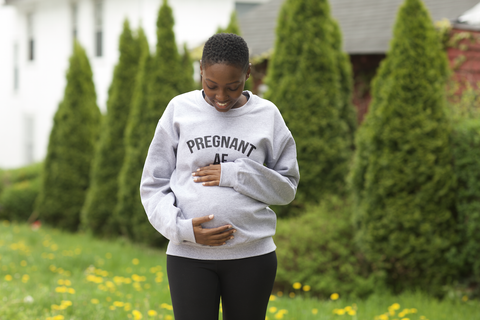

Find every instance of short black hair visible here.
[202,33,250,73]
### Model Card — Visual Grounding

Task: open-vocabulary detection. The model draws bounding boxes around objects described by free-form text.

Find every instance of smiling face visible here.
[201,62,251,113]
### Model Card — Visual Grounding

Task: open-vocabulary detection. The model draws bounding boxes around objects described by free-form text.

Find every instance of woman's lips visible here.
[215,101,229,108]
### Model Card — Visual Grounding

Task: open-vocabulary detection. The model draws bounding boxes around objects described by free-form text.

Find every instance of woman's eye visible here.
[206,85,216,90]
[229,86,240,91]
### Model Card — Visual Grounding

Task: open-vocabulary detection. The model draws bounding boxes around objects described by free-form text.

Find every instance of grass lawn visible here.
[0,220,478,320]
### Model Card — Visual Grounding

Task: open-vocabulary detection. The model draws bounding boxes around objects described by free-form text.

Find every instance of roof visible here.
[239,0,480,56]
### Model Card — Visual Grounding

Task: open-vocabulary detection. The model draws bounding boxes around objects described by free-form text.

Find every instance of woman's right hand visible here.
[192,215,236,246]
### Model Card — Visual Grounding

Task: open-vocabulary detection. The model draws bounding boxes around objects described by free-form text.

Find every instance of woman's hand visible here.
[192,215,235,246]
[192,164,221,186]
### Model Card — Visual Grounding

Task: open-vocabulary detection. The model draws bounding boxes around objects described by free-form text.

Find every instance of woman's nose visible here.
[216,89,228,101]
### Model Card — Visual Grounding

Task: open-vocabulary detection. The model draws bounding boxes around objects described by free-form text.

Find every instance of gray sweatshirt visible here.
[140,90,299,260]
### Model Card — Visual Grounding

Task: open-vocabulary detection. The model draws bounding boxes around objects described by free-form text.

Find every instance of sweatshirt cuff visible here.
[177,218,196,243]
[219,162,238,188]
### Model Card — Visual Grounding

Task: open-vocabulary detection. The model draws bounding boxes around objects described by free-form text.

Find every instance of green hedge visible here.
[0,163,42,222]
[451,119,480,289]
[274,195,385,298]
[349,0,457,295]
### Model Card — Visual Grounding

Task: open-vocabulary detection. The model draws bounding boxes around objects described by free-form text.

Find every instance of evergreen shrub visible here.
[115,28,153,241]
[129,0,187,246]
[264,0,354,210]
[451,119,480,290]
[0,163,42,221]
[274,195,384,298]
[116,0,190,247]
[81,20,142,237]
[35,41,101,231]
[349,0,458,294]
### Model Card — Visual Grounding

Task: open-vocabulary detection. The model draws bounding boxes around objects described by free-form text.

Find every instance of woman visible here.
[140,33,299,320]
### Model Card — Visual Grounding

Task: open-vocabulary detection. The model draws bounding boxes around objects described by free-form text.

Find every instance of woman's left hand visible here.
[192,164,221,186]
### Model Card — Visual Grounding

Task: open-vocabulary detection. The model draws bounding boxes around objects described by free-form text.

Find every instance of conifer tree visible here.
[332,20,357,143]
[81,20,142,236]
[264,0,354,206]
[116,0,186,246]
[350,0,457,293]
[35,41,101,231]
[114,27,151,240]
[180,43,194,93]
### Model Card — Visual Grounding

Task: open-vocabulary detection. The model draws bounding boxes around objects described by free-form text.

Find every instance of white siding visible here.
[0,0,239,168]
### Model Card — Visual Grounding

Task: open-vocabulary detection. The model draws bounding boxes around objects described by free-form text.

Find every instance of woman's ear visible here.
[245,63,252,80]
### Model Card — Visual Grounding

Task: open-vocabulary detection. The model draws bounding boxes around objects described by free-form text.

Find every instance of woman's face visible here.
[201,62,251,113]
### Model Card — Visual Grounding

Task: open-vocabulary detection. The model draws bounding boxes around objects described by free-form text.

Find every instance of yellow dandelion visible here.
[91,298,100,304]
[289,292,295,298]
[124,303,132,311]
[61,300,72,306]
[269,295,276,301]
[67,288,75,294]
[336,309,346,315]
[330,293,339,300]
[160,303,173,310]
[20,260,27,267]
[113,301,125,307]
[269,307,277,313]
[21,274,29,283]
[345,306,352,311]
[277,291,283,297]
[4,275,12,281]
[401,318,410,320]
[379,314,388,320]
[312,308,318,315]
[64,279,71,286]
[55,286,67,293]
[148,310,158,316]
[303,285,311,291]
[165,316,173,320]
[109,305,116,310]
[132,310,143,320]
[292,282,302,290]
[132,258,140,265]
[410,308,417,313]
[348,309,356,316]
[462,295,469,302]
[391,303,400,310]
[53,316,64,320]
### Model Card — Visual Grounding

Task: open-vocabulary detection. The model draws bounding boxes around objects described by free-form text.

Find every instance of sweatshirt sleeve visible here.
[219,131,299,205]
[140,119,196,245]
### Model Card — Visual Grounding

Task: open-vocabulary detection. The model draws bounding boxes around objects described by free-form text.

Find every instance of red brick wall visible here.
[447,28,480,93]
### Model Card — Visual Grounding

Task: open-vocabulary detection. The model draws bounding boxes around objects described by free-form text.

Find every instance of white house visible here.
[0,0,267,169]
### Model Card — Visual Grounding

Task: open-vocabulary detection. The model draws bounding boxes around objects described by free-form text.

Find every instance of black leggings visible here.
[167,251,277,320]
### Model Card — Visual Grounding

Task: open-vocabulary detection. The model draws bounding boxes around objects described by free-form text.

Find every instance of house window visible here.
[27,13,34,61]
[14,43,19,91]
[94,0,103,57]
[72,2,79,41]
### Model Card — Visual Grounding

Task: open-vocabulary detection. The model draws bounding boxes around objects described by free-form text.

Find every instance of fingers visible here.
[192,214,214,226]
[192,165,221,186]
[192,215,236,246]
